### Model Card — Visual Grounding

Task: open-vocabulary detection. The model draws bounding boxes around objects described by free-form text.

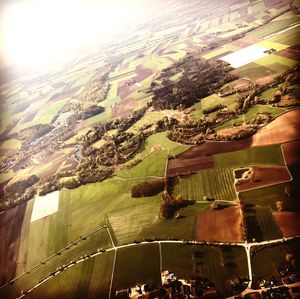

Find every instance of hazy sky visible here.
[0,0,162,70]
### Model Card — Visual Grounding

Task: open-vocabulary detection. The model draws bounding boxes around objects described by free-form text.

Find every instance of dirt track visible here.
[196,205,243,243]
[0,203,27,285]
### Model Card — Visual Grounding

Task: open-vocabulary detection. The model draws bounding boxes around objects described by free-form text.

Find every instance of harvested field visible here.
[20,110,38,124]
[0,203,27,285]
[229,78,255,91]
[134,65,153,82]
[251,109,300,146]
[276,43,300,61]
[117,82,136,99]
[112,97,137,118]
[282,140,300,165]
[231,36,258,48]
[195,205,244,242]
[235,166,291,192]
[273,211,300,237]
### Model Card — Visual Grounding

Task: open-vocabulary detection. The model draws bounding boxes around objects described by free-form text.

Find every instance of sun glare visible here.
[0,0,144,70]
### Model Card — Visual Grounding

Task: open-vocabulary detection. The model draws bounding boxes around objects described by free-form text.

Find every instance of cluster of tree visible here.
[81,105,105,120]
[3,174,39,198]
[149,54,237,110]
[131,179,165,198]
[19,124,54,144]
[83,133,145,167]
[38,167,113,196]
[241,204,263,242]
[167,117,215,145]
[160,191,195,218]
[82,107,147,148]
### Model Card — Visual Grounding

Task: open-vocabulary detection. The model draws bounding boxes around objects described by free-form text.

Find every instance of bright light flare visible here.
[0,0,145,69]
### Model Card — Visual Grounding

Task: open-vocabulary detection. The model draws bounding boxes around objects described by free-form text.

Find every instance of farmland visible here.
[0,0,300,298]
[161,243,248,296]
[251,239,300,289]
[173,168,236,201]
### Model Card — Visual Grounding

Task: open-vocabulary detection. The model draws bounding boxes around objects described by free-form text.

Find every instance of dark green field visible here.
[251,239,300,289]
[161,243,248,296]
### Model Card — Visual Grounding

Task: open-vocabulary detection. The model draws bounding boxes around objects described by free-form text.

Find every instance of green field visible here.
[191,93,240,120]
[0,138,22,150]
[249,16,300,39]
[116,150,168,179]
[255,206,282,240]
[239,182,296,210]
[214,145,285,168]
[107,198,161,245]
[244,205,282,242]
[122,131,190,167]
[268,23,300,45]
[173,168,237,201]
[161,243,248,296]
[140,202,211,241]
[112,244,161,292]
[13,251,115,299]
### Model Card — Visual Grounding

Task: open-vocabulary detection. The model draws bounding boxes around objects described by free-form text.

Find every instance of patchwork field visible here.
[1,1,300,298]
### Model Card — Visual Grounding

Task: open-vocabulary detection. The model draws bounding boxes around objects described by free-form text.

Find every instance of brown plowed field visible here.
[196,205,244,242]
[112,97,137,118]
[251,109,300,146]
[276,43,300,61]
[167,139,251,176]
[134,65,153,83]
[282,140,300,165]
[231,36,257,48]
[0,203,27,285]
[167,109,300,176]
[117,82,135,99]
[273,211,300,237]
[235,166,291,192]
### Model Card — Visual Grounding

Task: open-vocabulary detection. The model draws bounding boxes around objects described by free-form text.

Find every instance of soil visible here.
[276,43,300,61]
[196,205,244,242]
[0,203,27,285]
[282,140,300,165]
[134,65,153,83]
[117,82,136,99]
[273,211,300,237]
[235,166,291,192]
[112,97,138,118]
[251,109,300,146]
